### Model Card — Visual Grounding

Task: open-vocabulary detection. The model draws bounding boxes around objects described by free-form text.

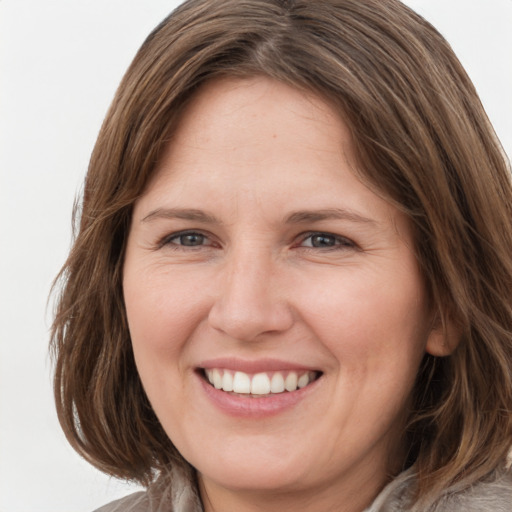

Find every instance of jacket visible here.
[94,464,512,512]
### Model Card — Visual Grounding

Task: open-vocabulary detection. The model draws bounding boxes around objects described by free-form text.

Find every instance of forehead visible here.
[134,76,412,243]
[149,76,356,190]
[174,76,342,136]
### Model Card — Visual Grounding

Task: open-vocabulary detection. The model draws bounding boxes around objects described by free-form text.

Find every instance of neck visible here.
[198,464,391,512]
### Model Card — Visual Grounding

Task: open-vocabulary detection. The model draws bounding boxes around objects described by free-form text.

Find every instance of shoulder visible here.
[93,491,149,512]
[93,465,202,512]
[430,467,512,512]
[367,466,512,512]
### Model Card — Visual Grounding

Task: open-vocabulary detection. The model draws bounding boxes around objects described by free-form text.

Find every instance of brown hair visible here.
[51,0,512,503]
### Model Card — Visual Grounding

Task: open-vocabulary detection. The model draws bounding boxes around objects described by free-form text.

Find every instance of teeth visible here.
[204,369,317,395]
[222,371,234,392]
[270,372,285,393]
[212,369,223,389]
[251,373,271,395]
[233,371,251,394]
[297,373,310,388]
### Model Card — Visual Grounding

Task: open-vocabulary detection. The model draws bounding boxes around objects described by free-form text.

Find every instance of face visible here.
[123,77,444,510]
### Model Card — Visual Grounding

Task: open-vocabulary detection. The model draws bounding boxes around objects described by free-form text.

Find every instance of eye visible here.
[160,230,216,249]
[174,232,206,246]
[299,232,355,250]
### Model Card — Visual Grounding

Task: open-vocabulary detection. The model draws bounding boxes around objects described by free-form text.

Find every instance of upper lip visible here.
[197,357,321,374]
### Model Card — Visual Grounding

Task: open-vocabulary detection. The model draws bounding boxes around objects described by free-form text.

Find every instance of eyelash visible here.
[158,230,357,251]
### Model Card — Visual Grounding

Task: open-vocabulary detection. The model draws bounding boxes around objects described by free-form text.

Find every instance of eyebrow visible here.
[285,208,378,225]
[141,207,377,226]
[141,208,221,224]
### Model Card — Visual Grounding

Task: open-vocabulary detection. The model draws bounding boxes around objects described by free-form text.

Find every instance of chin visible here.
[198,461,308,493]
[185,438,313,493]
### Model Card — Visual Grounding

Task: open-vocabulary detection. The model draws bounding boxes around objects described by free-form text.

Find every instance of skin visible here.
[123,76,448,512]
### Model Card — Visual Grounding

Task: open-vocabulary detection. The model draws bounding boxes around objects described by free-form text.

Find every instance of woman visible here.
[51,0,512,510]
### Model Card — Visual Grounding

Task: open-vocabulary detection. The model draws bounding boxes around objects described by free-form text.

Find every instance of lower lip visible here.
[197,373,321,418]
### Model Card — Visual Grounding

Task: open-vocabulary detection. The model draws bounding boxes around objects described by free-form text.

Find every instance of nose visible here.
[208,248,294,342]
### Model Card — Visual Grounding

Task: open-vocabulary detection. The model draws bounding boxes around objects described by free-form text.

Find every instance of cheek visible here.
[122,264,212,394]
[123,269,209,431]
[305,272,429,446]
[297,264,429,378]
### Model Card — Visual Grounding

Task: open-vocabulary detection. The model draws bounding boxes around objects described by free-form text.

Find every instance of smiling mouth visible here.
[201,368,322,397]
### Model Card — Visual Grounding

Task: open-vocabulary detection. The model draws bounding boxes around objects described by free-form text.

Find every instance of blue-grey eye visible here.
[309,234,337,247]
[300,232,354,249]
[174,233,205,246]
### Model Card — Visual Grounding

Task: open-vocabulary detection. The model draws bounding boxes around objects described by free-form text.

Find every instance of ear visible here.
[425,313,461,357]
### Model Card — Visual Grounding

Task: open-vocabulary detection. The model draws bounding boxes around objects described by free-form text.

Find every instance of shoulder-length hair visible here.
[51,0,512,503]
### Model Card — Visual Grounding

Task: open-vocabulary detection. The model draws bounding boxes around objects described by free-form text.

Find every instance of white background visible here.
[0,1,510,511]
